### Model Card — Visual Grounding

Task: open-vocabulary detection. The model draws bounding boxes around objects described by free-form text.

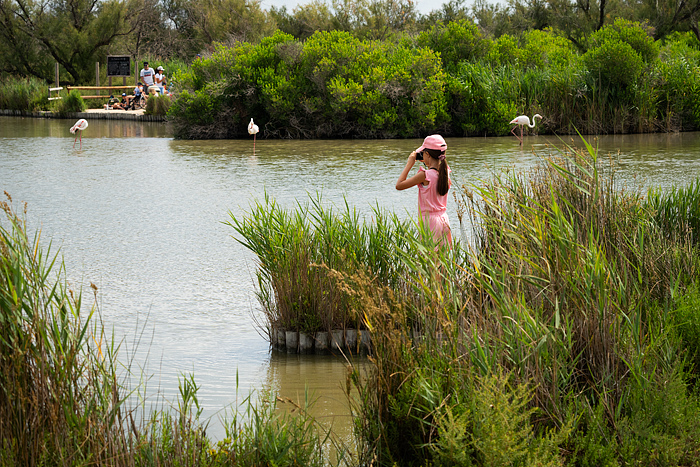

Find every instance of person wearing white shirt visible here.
[154,66,166,94]
[140,61,155,94]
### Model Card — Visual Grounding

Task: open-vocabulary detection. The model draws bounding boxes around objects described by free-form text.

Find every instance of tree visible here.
[270,1,335,40]
[0,0,137,83]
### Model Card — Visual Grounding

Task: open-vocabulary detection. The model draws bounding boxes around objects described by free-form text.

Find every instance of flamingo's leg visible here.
[253,134,256,157]
[73,135,77,148]
[520,125,524,145]
[511,125,523,144]
[79,131,82,149]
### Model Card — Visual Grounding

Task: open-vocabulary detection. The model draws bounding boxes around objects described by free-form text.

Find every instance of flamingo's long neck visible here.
[528,116,538,128]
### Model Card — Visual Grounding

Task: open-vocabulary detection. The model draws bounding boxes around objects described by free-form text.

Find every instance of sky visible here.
[259,0,447,15]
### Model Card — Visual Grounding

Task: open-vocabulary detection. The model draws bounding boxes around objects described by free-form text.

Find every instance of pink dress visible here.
[418,166,452,246]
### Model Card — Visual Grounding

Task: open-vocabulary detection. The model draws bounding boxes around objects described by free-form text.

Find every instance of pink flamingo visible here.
[248,118,259,156]
[70,118,88,148]
[510,114,542,145]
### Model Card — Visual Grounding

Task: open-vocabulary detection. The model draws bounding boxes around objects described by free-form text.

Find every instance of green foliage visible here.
[487,34,520,65]
[0,0,132,84]
[656,38,700,128]
[670,285,700,375]
[227,193,417,332]
[449,61,518,136]
[520,28,579,69]
[170,29,449,138]
[160,17,700,137]
[0,195,128,464]
[55,89,87,114]
[416,19,490,70]
[270,140,700,466]
[584,38,644,89]
[0,75,49,111]
[588,18,659,63]
[0,193,345,465]
[145,94,172,116]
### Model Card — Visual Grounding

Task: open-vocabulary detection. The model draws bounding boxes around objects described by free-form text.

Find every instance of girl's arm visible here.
[396,151,426,190]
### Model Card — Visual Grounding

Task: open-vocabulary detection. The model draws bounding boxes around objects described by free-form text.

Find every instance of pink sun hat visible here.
[416,134,447,153]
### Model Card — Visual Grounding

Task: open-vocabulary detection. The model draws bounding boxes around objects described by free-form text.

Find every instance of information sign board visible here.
[107,55,131,77]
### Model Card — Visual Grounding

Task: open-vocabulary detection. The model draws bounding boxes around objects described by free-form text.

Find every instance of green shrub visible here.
[656,39,700,128]
[520,28,579,69]
[416,19,490,70]
[145,93,172,116]
[449,61,518,135]
[170,29,449,139]
[487,34,521,66]
[54,89,86,114]
[588,18,659,63]
[584,39,644,89]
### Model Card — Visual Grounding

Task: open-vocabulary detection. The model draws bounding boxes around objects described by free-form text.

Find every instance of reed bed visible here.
[227,193,424,334]
[0,75,50,111]
[226,139,700,465]
[341,139,700,466]
[0,192,348,466]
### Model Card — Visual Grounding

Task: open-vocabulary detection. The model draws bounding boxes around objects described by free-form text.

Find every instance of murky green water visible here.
[2,116,700,442]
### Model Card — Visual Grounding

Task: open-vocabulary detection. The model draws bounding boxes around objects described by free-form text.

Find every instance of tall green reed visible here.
[0,75,49,111]
[0,192,131,465]
[0,192,350,466]
[346,138,700,466]
[227,193,418,333]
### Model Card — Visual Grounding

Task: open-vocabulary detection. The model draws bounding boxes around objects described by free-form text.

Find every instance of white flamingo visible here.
[510,114,542,145]
[69,118,88,148]
[248,118,259,156]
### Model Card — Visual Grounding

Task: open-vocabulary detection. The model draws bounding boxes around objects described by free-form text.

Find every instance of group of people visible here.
[139,61,168,95]
[105,61,170,110]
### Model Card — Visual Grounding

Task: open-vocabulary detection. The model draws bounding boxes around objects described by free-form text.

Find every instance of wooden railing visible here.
[64,85,135,99]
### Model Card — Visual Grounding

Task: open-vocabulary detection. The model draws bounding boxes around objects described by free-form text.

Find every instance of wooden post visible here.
[96,62,100,96]
[55,62,59,88]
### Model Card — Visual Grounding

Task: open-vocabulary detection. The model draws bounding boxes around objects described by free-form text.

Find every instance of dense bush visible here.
[170,30,448,139]
[54,89,86,114]
[144,93,172,116]
[167,18,700,138]
[416,19,490,70]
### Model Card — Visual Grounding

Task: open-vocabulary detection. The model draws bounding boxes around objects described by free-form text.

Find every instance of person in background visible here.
[395,134,452,247]
[107,94,118,110]
[131,82,145,108]
[109,93,128,110]
[140,61,155,94]
[154,66,166,94]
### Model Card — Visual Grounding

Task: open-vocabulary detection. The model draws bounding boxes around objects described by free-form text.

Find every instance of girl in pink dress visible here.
[395,134,452,246]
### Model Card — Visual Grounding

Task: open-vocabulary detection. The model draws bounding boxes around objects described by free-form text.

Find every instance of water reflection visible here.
[0,115,168,139]
[265,353,363,447]
[2,116,700,441]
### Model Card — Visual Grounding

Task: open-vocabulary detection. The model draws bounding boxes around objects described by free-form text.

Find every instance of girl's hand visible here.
[396,151,426,190]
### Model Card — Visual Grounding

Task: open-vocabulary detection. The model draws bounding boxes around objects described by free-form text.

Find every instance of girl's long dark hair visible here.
[425,148,449,196]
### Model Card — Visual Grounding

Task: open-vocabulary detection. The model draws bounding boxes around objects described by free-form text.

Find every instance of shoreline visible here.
[0,108,165,122]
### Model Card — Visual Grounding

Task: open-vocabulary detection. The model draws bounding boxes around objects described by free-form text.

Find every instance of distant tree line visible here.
[2,0,700,84]
[168,19,700,138]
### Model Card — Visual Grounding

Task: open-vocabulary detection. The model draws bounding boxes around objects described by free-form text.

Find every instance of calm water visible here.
[2,116,700,441]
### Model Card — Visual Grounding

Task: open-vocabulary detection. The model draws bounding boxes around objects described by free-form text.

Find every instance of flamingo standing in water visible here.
[248,118,259,156]
[510,114,542,145]
[70,118,88,148]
